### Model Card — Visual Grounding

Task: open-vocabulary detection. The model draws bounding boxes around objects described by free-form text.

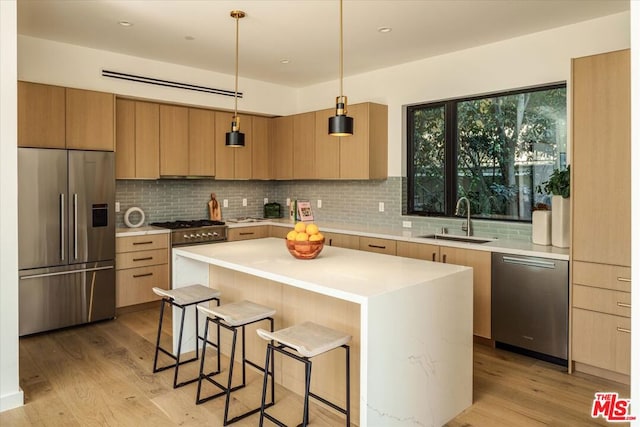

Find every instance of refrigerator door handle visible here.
[60,193,65,261]
[73,193,78,260]
[20,265,114,280]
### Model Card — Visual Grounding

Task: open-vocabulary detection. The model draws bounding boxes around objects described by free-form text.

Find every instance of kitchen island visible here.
[172,238,473,426]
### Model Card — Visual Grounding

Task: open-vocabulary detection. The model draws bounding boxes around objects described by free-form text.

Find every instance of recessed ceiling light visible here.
[377,26,392,33]
[185,36,195,41]
[280,59,290,64]
[118,20,133,27]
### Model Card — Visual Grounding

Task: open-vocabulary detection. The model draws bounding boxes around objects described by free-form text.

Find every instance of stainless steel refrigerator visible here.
[18,148,116,336]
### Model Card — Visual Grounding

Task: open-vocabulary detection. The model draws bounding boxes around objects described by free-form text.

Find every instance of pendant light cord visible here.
[339,0,344,98]
[234,13,240,119]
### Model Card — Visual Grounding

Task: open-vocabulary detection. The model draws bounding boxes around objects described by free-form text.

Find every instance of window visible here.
[407,84,566,222]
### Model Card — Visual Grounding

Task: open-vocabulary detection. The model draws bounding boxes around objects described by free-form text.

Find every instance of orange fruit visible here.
[305,223,319,235]
[295,232,309,241]
[286,230,298,241]
[294,222,307,233]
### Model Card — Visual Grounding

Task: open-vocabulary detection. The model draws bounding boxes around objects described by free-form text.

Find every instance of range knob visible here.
[213,232,219,237]
[195,233,201,238]
[184,234,190,239]
[189,234,196,239]
[207,232,214,237]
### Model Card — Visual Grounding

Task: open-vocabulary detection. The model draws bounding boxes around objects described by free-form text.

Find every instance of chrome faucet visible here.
[455,196,472,236]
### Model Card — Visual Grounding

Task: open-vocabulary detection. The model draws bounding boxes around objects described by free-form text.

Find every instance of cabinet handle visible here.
[329,238,333,246]
[133,241,154,245]
[432,253,436,262]
[133,256,153,262]
[617,277,631,283]
[617,327,631,334]
[133,272,153,278]
[368,244,386,249]
[442,254,447,263]
[617,302,631,308]
[239,232,255,236]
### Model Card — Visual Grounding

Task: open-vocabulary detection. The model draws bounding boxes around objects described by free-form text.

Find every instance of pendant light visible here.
[226,10,246,147]
[328,0,353,137]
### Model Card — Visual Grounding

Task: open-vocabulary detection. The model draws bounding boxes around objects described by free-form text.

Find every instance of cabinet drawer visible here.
[116,234,169,253]
[228,226,268,241]
[572,308,630,375]
[116,264,169,308]
[116,248,168,270]
[359,237,396,255]
[396,241,440,262]
[572,261,631,292]
[573,284,630,317]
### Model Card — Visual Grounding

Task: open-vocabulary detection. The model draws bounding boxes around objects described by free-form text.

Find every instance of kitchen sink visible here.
[416,234,496,244]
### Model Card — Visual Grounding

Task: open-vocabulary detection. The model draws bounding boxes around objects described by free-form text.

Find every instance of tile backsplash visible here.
[116,177,532,241]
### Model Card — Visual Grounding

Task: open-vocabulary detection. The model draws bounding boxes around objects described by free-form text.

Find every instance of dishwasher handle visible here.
[501,255,556,269]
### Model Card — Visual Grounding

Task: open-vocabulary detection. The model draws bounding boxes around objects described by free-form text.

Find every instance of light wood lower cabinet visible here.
[268,225,290,239]
[324,231,360,250]
[396,241,440,262]
[115,234,169,308]
[358,236,396,255]
[227,226,268,241]
[571,261,631,377]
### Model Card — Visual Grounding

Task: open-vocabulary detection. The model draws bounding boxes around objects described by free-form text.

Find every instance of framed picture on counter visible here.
[296,200,314,221]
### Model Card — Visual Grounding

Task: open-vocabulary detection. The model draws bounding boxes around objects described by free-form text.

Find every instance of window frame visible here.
[406,82,567,222]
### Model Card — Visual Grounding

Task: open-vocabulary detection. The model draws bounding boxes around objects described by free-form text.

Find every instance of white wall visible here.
[0,0,24,412]
[298,11,630,177]
[18,35,298,117]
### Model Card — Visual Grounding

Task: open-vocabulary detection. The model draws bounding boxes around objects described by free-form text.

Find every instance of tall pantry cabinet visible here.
[570,49,631,382]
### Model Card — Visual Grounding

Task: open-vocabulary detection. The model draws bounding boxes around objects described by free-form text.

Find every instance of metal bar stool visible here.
[152,284,221,388]
[256,321,351,427]
[196,300,276,426]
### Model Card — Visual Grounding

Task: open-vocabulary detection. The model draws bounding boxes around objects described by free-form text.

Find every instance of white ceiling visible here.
[17,0,629,88]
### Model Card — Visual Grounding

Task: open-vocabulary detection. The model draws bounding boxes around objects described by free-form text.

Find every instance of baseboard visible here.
[572,362,630,385]
[0,389,24,413]
[473,335,494,347]
[116,301,158,316]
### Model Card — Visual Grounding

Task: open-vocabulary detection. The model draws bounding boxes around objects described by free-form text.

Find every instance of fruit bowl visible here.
[286,238,325,260]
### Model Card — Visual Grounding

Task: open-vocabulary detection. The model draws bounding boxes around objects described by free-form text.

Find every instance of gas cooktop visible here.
[150,219,225,229]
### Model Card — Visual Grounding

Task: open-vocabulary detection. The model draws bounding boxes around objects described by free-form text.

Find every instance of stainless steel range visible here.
[150,220,228,246]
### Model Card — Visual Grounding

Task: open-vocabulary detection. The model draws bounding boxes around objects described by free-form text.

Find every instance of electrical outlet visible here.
[286,198,291,206]
[115,202,120,213]
[242,198,247,207]
[402,221,412,228]
[264,197,269,205]
[223,199,228,208]
[378,202,384,212]
[317,200,322,208]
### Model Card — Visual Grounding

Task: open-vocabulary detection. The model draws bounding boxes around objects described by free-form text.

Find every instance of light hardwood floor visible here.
[0,307,630,426]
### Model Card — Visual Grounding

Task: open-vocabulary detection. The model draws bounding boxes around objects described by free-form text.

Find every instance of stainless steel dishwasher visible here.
[491,253,569,362]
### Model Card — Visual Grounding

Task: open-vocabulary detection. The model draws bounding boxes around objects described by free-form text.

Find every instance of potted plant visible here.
[536,166,570,248]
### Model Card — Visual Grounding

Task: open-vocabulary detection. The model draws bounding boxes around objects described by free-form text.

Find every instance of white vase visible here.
[531,210,552,245]
[551,195,570,248]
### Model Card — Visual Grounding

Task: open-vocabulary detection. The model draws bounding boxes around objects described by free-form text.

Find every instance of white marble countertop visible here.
[173,237,470,304]
[227,219,570,260]
[115,226,170,237]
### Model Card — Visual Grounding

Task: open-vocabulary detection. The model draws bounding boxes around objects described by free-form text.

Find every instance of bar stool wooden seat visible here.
[196,300,276,426]
[256,321,352,427]
[152,284,221,388]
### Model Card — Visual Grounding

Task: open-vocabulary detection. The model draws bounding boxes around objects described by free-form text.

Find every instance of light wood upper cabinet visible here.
[188,108,216,177]
[116,99,160,179]
[440,246,492,339]
[66,88,115,151]
[160,104,189,176]
[252,116,272,180]
[214,111,253,180]
[18,81,66,148]
[292,112,316,179]
[313,102,388,179]
[18,82,115,151]
[271,115,293,180]
[572,49,630,267]
[341,102,388,179]
[314,108,341,179]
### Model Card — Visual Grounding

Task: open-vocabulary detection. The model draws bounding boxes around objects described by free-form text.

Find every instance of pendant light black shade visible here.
[226,10,245,147]
[329,96,353,136]
[329,0,353,137]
